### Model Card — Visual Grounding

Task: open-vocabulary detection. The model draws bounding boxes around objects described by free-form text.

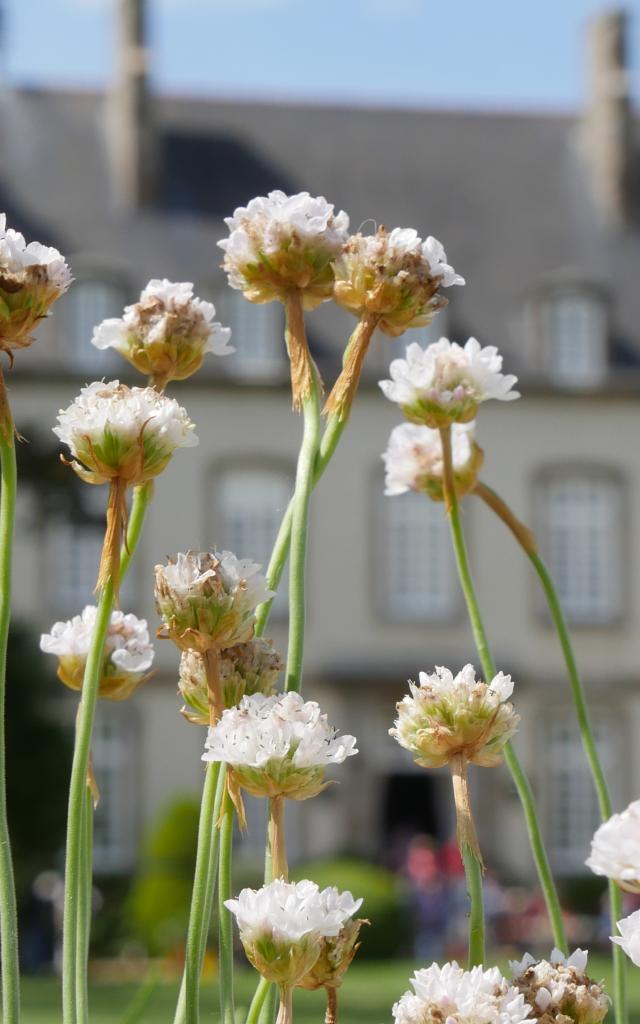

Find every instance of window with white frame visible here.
[92,706,137,874]
[220,290,286,380]
[63,277,127,372]
[547,711,620,873]
[539,474,623,626]
[378,489,460,621]
[543,290,607,387]
[215,467,293,615]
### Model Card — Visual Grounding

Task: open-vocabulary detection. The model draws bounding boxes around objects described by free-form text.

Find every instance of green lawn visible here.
[18,956,640,1023]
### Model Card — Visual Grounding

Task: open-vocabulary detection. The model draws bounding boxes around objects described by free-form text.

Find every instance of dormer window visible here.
[542,288,608,386]
[63,276,128,373]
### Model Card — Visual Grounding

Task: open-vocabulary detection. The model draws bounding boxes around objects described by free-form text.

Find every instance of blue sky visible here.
[4,0,640,110]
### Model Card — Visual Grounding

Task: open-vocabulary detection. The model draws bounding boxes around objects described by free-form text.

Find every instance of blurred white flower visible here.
[586,800,640,893]
[382,421,482,500]
[40,605,153,701]
[612,909,640,967]
[92,278,232,386]
[379,337,519,428]
[155,550,272,653]
[392,961,533,1024]
[390,664,519,769]
[202,691,357,799]
[53,380,198,485]
[510,948,608,1024]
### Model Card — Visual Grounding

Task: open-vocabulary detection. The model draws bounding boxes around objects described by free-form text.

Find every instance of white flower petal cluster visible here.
[612,910,640,967]
[0,212,72,350]
[155,550,273,653]
[585,800,640,892]
[53,381,198,484]
[392,961,533,1024]
[218,190,349,307]
[92,278,233,385]
[40,605,154,700]
[510,948,608,1024]
[202,691,357,799]
[179,638,282,723]
[382,421,481,500]
[391,664,519,769]
[380,338,519,428]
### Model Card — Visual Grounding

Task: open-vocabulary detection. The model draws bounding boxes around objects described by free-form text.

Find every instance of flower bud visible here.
[154,550,273,654]
[382,421,483,502]
[510,948,609,1024]
[0,213,72,353]
[586,799,640,893]
[178,638,283,723]
[379,337,519,429]
[298,917,366,991]
[202,691,358,800]
[92,279,233,388]
[40,606,154,701]
[393,962,533,1024]
[390,664,519,769]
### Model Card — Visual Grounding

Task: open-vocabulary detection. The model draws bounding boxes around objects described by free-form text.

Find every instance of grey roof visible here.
[1,86,640,378]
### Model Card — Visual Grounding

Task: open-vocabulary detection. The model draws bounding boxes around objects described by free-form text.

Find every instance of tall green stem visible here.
[218,790,235,1024]
[284,376,321,692]
[449,753,485,966]
[438,427,567,952]
[246,978,271,1024]
[474,482,626,1021]
[119,482,153,578]
[0,380,20,1024]
[75,784,93,1024]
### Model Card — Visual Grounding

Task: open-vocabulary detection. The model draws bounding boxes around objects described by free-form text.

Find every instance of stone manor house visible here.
[2,2,640,884]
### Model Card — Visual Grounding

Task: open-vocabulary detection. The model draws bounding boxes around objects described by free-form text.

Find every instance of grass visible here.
[18,955,640,1023]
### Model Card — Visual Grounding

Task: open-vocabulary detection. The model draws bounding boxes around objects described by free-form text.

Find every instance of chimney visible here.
[583,10,634,225]
[109,0,155,209]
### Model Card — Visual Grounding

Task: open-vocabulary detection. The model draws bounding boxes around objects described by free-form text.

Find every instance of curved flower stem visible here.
[62,578,115,1024]
[218,789,235,1024]
[119,481,153,578]
[438,427,567,953]
[323,314,380,419]
[0,374,20,1024]
[176,761,224,1024]
[473,481,626,1023]
[75,784,93,1024]
[284,371,322,692]
[246,978,271,1024]
[449,753,485,967]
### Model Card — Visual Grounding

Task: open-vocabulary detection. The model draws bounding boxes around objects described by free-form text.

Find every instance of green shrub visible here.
[292,857,410,959]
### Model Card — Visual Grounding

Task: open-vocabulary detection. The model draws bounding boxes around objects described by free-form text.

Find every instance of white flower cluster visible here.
[613,910,640,967]
[40,606,154,700]
[510,948,608,1024]
[0,213,72,294]
[391,664,519,769]
[382,421,481,500]
[226,878,362,945]
[393,961,533,1024]
[380,337,519,429]
[92,278,233,385]
[586,799,640,891]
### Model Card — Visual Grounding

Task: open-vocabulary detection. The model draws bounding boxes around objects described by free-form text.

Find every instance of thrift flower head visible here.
[202,691,358,800]
[92,278,233,387]
[179,638,283,724]
[612,910,640,968]
[392,961,533,1024]
[379,338,519,428]
[0,212,72,352]
[218,190,349,309]
[333,227,463,337]
[382,421,482,501]
[586,799,640,893]
[40,605,154,701]
[154,550,273,653]
[510,948,608,1024]
[390,664,519,769]
[225,878,362,988]
[53,380,198,486]
[298,913,366,992]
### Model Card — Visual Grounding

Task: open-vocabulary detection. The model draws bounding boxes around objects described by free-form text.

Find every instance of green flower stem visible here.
[75,785,93,1024]
[438,427,567,953]
[177,761,224,1024]
[449,753,485,967]
[119,481,153,578]
[246,978,271,1024]
[473,481,626,1023]
[0,379,20,1024]
[218,789,235,1024]
[284,374,321,693]
[62,579,115,1024]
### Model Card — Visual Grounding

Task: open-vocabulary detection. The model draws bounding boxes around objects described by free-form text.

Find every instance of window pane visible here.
[64,279,126,372]
[221,291,286,380]
[545,292,607,386]
[216,468,293,615]
[92,707,137,874]
[47,519,136,616]
[541,476,621,625]
[379,491,459,621]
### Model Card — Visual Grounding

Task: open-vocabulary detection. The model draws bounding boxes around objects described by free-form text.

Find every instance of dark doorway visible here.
[381,772,448,867]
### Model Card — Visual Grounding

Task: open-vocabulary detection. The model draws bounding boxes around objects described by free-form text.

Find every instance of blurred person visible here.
[404,835,448,961]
